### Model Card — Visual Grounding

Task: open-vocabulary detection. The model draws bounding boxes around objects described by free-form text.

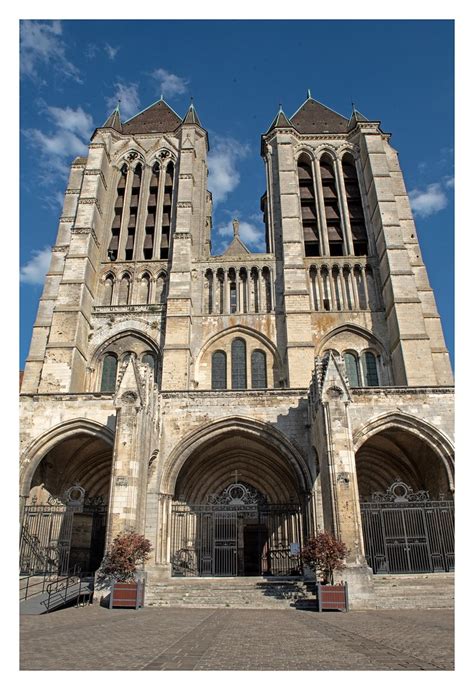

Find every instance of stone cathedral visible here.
[20,94,454,607]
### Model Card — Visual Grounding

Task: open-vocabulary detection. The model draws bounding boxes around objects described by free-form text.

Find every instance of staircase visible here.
[146,577,314,609]
[145,573,455,610]
[369,573,454,609]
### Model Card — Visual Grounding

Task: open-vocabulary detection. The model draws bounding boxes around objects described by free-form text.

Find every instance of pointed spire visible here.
[347,103,369,131]
[182,99,202,127]
[102,103,122,131]
[266,104,294,132]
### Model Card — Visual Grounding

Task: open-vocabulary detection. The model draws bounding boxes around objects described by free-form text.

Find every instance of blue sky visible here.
[20,19,454,368]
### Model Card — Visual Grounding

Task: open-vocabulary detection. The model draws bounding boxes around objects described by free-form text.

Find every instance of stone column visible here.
[350,267,360,310]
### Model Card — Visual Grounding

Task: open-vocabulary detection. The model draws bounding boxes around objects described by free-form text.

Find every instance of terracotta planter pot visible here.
[109,579,145,609]
[316,582,348,612]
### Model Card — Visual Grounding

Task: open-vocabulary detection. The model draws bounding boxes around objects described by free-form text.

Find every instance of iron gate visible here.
[20,489,107,576]
[170,482,304,577]
[360,480,454,574]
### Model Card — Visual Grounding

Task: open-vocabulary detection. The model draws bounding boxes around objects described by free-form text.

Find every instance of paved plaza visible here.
[20,604,454,671]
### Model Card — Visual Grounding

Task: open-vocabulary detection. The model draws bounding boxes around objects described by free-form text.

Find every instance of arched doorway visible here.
[355,422,454,575]
[166,422,312,577]
[20,429,114,576]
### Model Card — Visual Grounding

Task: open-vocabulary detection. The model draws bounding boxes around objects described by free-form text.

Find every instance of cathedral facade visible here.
[20,94,454,606]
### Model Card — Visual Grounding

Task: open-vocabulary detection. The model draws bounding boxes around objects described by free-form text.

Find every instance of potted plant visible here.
[301,531,349,611]
[97,530,152,609]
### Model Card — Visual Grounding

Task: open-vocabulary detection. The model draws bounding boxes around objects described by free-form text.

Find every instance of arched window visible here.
[102,274,114,306]
[251,350,267,389]
[231,338,247,389]
[108,164,127,261]
[344,352,360,387]
[262,267,272,312]
[118,273,131,305]
[100,353,118,392]
[211,350,227,390]
[142,352,158,383]
[160,162,174,259]
[144,162,159,260]
[298,155,320,257]
[156,273,166,303]
[125,164,142,261]
[229,267,237,314]
[138,273,151,304]
[342,154,368,256]
[321,155,344,256]
[205,269,213,314]
[362,352,379,386]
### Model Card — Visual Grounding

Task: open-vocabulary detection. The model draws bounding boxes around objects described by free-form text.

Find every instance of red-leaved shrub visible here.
[99,531,152,582]
[301,531,348,584]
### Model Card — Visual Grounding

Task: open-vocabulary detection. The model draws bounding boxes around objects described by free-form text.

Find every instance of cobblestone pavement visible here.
[20,605,454,671]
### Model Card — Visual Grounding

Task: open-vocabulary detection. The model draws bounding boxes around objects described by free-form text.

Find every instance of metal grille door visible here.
[213,511,238,576]
[360,481,454,574]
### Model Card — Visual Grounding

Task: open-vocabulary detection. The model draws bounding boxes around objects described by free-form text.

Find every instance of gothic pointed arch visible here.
[353,411,454,492]
[160,416,313,497]
[20,419,115,497]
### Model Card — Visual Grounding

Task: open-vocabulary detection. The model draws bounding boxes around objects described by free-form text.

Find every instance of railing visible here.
[19,572,52,601]
[41,566,93,613]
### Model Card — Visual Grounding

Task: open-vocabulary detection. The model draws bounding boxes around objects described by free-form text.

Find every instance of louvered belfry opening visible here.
[160,162,174,260]
[321,155,344,256]
[298,155,320,257]
[125,164,142,260]
[343,154,368,256]
[108,165,127,261]
[144,162,159,260]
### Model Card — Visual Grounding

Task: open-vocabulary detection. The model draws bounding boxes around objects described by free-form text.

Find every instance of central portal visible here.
[170,482,302,577]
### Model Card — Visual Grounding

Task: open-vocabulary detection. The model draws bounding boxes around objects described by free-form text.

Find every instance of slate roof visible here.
[266,107,294,132]
[182,103,202,127]
[103,106,122,131]
[290,98,349,134]
[122,99,182,134]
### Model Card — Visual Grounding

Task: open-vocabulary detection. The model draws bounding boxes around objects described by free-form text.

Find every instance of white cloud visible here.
[151,68,188,98]
[106,82,140,120]
[104,44,119,60]
[23,105,93,189]
[409,183,448,218]
[208,137,250,205]
[445,176,455,189]
[20,20,81,83]
[216,218,266,251]
[20,247,52,285]
[46,105,94,140]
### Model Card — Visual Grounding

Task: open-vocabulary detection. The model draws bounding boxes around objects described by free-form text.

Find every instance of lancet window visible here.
[298,155,320,257]
[100,353,118,392]
[144,162,159,260]
[320,155,344,256]
[251,350,267,389]
[211,350,227,390]
[160,162,174,260]
[108,165,127,261]
[231,338,247,389]
[342,154,368,256]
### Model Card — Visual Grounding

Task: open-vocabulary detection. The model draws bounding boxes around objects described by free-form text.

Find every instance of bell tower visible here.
[261,93,452,388]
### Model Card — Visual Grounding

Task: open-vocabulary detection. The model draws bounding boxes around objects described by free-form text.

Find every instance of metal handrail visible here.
[41,565,93,612]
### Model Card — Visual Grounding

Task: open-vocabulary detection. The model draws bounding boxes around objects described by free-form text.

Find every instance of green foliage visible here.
[301,531,348,584]
[98,530,152,583]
